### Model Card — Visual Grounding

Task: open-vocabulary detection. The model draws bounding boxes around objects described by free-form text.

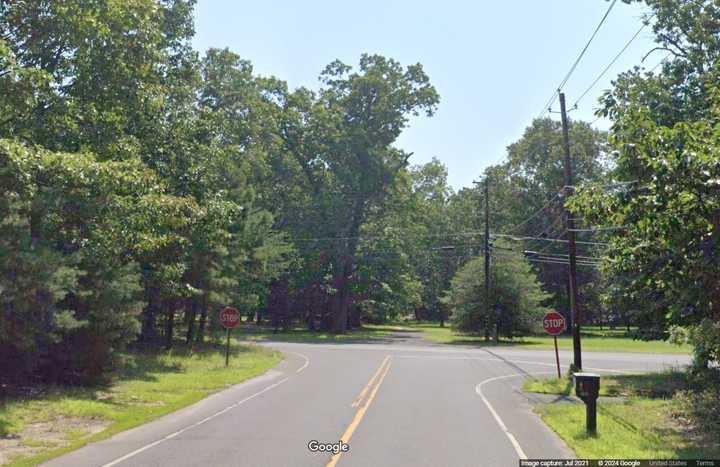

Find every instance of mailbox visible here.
[573,373,600,402]
[573,372,600,434]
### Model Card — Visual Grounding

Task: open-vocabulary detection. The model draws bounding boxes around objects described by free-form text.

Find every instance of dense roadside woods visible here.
[1,0,719,433]
[0,0,446,383]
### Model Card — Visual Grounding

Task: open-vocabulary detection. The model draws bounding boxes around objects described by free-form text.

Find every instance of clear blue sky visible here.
[192,0,659,190]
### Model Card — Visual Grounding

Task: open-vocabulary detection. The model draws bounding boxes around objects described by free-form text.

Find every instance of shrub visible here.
[445,241,550,336]
[674,384,720,439]
[670,320,720,370]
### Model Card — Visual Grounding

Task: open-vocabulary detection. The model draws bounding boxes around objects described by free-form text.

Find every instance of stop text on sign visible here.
[545,318,564,327]
[542,311,566,336]
[220,307,241,329]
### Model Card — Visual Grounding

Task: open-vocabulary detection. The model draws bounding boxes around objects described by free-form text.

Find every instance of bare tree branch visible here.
[658,33,689,58]
[642,46,677,62]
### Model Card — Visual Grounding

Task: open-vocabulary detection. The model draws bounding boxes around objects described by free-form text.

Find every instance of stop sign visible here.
[543,311,566,336]
[219,307,241,329]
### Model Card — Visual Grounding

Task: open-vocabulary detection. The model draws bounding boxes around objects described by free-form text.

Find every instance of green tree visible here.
[407,159,458,322]
[0,0,198,156]
[570,102,720,363]
[444,241,551,337]
[279,54,439,333]
[442,119,608,317]
[0,140,158,382]
[571,0,720,365]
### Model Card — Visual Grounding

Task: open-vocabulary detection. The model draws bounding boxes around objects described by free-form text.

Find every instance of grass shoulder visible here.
[523,371,689,398]
[414,323,691,354]
[524,371,719,459]
[236,323,406,343]
[0,341,281,467]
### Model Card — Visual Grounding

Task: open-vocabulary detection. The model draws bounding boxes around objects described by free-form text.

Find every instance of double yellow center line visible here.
[326,355,392,467]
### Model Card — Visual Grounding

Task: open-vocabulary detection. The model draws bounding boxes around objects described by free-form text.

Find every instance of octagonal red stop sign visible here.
[543,311,566,336]
[219,307,241,329]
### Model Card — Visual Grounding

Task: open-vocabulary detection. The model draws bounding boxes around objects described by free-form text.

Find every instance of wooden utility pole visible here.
[484,178,492,342]
[559,92,582,370]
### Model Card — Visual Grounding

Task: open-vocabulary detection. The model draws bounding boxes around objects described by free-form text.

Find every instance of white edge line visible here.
[102,351,310,467]
[507,359,638,374]
[475,371,557,460]
[290,351,310,373]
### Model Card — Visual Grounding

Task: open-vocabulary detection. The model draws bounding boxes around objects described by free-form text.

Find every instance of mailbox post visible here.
[573,372,600,434]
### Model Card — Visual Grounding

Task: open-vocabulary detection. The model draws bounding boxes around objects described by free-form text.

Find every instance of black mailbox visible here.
[573,372,600,434]
[574,372,600,401]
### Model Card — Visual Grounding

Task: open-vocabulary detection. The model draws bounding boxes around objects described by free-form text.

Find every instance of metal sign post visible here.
[542,311,567,378]
[225,327,231,367]
[553,336,561,378]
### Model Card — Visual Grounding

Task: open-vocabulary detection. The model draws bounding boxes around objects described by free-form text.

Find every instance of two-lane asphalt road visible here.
[45,334,689,467]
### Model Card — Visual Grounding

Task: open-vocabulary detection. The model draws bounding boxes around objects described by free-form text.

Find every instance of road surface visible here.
[45,332,689,467]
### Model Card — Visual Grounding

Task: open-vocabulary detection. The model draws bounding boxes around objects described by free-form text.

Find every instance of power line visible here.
[493,252,602,265]
[290,231,486,243]
[492,245,518,252]
[495,250,599,265]
[491,250,600,268]
[490,233,609,247]
[564,181,639,189]
[292,229,612,247]
[503,191,563,235]
[532,233,565,257]
[527,258,600,268]
[567,226,628,232]
[532,211,566,241]
[649,51,672,73]
[538,0,619,118]
[523,250,602,261]
[571,20,648,109]
[534,255,601,264]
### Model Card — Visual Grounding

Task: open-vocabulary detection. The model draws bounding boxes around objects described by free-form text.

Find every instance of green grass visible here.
[362,323,421,333]
[523,370,689,398]
[19,440,57,449]
[413,323,691,354]
[536,399,718,458]
[236,324,398,343]
[235,320,691,354]
[525,371,718,458]
[0,341,282,467]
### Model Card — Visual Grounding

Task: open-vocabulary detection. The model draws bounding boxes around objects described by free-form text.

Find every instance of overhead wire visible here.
[490,233,609,247]
[492,248,601,262]
[290,231,486,243]
[649,51,672,73]
[491,250,600,268]
[571,20,649,110]
[537,0,619,118]
[502,191,564,235]
[499,4,671,276]
[564,181,639,189]
[527,258,600,268]
[567,226,628,232]
[523,250,601,261]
